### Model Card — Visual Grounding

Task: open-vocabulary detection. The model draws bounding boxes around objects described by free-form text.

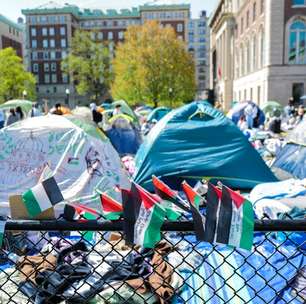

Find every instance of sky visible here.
[0,0,218,22]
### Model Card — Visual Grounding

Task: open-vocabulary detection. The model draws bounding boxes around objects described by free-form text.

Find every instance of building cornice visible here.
[0,14,23,31]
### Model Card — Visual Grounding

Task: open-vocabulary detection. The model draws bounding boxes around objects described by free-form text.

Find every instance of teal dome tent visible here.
[133,101,277,190]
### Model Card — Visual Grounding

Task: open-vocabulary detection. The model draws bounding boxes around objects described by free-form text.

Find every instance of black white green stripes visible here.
[22,177,64,218]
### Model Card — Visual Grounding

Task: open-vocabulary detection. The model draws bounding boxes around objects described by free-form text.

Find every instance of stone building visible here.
[0,14,24,58]
[22,1,191,106]
[210,0,306,109]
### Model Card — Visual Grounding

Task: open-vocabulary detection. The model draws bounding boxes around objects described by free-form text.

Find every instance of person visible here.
[295,105,305,125]
[15,106,24,120]
[90,103,102,125]
[52,103,63,115]
[0,110,4,129]
[284,97,295,119]
[141,118,151,135]
[29,103,42,117]
[268,111,282,134]
[244,101,257,129]
[112,104,122,116]
[6,108,18,126]
[237,115,248,131]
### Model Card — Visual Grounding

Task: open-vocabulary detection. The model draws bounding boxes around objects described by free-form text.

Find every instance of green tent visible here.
[0,99,33,113]
[112,100,138,124]
[133,101,277,190]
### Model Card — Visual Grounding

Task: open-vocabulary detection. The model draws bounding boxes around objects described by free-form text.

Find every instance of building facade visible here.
[210,0,306,109]
[22,2,193,106]
[188,11,210,93]
[0,14,24,57]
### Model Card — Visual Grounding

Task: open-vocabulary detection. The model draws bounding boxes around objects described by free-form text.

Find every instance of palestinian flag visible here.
[151,194,181,221]
[182,181,203,209]
[214,185,254,251]
[22,177,64,218]
[203,183,222,243]
[152,175,189,212]
[133,183,166,248]
[100,192,123,220]
[0,220,6,247]
[64,204,100,221]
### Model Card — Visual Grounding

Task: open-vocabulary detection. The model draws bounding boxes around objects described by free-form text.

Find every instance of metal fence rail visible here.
[0,220,305,304]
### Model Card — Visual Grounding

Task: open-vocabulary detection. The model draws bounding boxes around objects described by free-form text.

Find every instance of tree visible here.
[0,47,36,103]
[112,21,196,107]
[62,30,112,103]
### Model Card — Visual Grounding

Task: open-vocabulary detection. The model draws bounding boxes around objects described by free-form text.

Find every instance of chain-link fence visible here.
[0,219,305,303]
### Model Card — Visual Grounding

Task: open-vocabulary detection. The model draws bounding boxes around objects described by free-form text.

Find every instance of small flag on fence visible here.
[22,177,64,218]
[152,175,189,212]
[64,204,100,221]
[100,192,123,220]
[133,183,166,248]
[122,182,166,248]
[182,181,203,209]
[151,194,181,221]
[215,185,254,251]
[203,183,222,243]
[189,182,254,250]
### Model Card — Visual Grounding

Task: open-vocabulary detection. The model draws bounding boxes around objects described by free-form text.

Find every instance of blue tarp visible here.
[273,144,306,179]
[133,101,277,190]
[172,232,305,304]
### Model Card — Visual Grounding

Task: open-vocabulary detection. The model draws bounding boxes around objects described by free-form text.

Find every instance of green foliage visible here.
[0,48,36,103]
[112,21,196,107]
[61,30,112,102]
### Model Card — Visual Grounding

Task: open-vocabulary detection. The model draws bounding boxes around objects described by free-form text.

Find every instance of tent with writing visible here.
[133,101,277,191]
[0,114,125,211]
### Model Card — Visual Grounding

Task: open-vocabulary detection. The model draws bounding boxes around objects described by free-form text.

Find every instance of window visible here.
[42,27,48,36]
[97,32,103,40]
[51,63,57,72]
[41,16,47,23]
[241,17,244,34]
[62,50,68,58]
[50,39,55,48]
[50,51,56,59]
[32,39,37,48]
[118,31,124,40]
[108,32,113,40]
[177,23,183,32]
[289,20,306,64]
[292,83,304,103]
[253,2,256,21]
[44,74,50,84]
[250,88,253,100]
[31,28,36,36]
[53,87,57,93]
[43,51,49,60]
[60,26,66,36]
[32,51,38,60]
[33,63,39,73]
[261,0,264,14]
[51,74,57,83]
[292,0,306,5]
[59,16,66,23]
[252,35,257,70]
[44,63,49,72]
[259,29,265,67]
[257,86,261,104]
[61,39,67,48]
[30,16,37,24]
[246,11,249,28]
[62,74,68,83]
[49,27,55,36]
[43,39,48,48]
[90,32,96,40]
